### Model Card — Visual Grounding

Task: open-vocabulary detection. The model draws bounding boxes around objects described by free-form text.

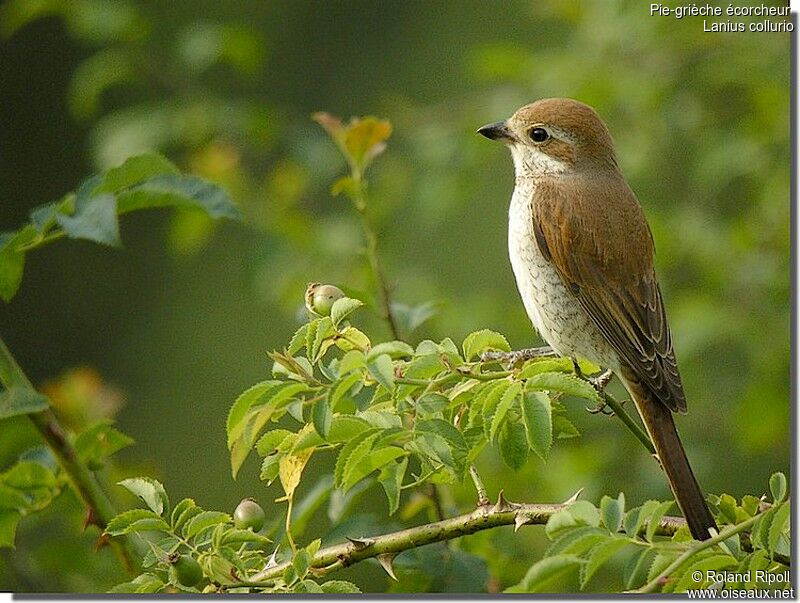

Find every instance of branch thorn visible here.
[377,553,398,581]
[561,487,584,504]
[514,512,534,532]
[346,536,375,551]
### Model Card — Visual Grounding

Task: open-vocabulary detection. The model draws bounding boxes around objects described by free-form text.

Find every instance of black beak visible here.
[477,121,512,141]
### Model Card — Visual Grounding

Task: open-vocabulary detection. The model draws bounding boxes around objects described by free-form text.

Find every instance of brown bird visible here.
[478,98,716,540]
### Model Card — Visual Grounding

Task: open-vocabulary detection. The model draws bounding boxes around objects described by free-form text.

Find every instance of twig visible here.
[469,465,490,506]
[632,512,762,593]
[598,390,655,455]
[246,496,687,584]
[0,336,138,574]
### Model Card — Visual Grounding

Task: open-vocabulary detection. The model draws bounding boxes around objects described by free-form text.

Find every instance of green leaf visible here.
[674,554,737,592]
[490,381,521,441]
[478,380,512,433]
[116,174,241,220]
[327,415,371,443]
[288,323,309,355]
[0,510,21,548]
[367,353,395,391]
[292,549,312,579]
[379,457,408,515]
[416,419,468,472]
[108,573,164,594]
[309,316,335,362]
[255,429,294,456]
[226,381,280,446]
[93,153,179,193]
[646,500,673,542]
[367,341,414,360]
[74,420,134,466]
[334,429,380,488]
[0,226,36,302]
[343,445,406,491]
[769,472,787,503]
[581,537,630,587]
[546,525,606,557]
[312,397,332,438]
[56,193,120,246]
[599,493,625,533]
[118,477,169,516]
[170,498,198,531]
[625,548,655,590]
[521,390,552,460]
[105,509,170,536]
[330,297,364,327]
[183,511,231,538]
[321,580,362,594]
[507,554,583,593]
[525,372,601,404]
[568,501,600,527]
[415,393,449,416]
[767,501,790,553]
[623,500,659,538]
[462,329,510,361]
[4,460,56,489]
[0,385,49,419]
[498,421,527,470]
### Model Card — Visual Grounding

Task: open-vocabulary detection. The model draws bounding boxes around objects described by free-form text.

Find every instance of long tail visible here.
[622,372,717,541]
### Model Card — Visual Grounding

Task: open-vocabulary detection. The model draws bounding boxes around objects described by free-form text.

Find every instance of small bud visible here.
[305,283,346,317]
[234,498,266,532]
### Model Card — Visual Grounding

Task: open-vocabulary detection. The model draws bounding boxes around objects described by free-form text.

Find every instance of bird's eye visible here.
[529,127,550,143]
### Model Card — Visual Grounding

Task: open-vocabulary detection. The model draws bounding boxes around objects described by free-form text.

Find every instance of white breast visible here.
[507,179,619,371]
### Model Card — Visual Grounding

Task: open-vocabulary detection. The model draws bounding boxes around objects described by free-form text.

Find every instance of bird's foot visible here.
[582,368,617,415]
[480,346,556,365]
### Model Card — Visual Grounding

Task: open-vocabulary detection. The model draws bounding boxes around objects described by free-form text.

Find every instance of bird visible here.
[477,98,717,541]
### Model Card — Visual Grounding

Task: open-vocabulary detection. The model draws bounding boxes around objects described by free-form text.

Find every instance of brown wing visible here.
[532,173,687,413]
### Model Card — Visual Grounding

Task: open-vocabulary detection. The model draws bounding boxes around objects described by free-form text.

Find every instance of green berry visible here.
[234,498,266,531]
[170,554,203,587]
[305,283,345,317]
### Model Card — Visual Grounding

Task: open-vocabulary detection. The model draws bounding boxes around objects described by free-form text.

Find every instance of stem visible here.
[633,512,762,593]
[350,175,400,340]
[247,497,687,585]
[0,336,138,574]
[468,465,490,507]
[598,390,655,455]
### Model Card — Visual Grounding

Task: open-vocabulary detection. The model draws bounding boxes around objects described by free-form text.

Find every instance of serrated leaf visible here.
[498,421,528,470]
[490,381,521,441]
[226,381,281,447]
[625,548,655,590]
[379,457,407,515]
[327,415,371,443]
[105,509,169,536]
[568,501,600,527]
[0,226,37,302]
[646,500,673,542]
[183,511,230,538]
[525,372,601,404]
[312,397,332,438]
[309,316,335,362]
[0,386,49,419]
[599,493,625,534]
[507,554,583,593]
[108,573,164,594]
[546,525,606,557]
[321,580,361,594]
[330,297,364,327]
[545,509,578,538]
[416,419,467,472]
[367,353,395,391]
[674,554,737,592]
[343,445,406,491]
[582,537,630,587]
[279,450,314,499]
[521,390,552,460]
[255,429,294,456]
[623,500,659,538]
[767,502,790,554]
[170,498,197,530]
[367,341,415,360]
[769,472,787,503]
[118,477,169,516]
[462,329,510,361]
[415,393,449,416]
[288,323,309,355]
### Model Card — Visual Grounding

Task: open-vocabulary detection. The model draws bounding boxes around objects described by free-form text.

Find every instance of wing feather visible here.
[532,174,687,413]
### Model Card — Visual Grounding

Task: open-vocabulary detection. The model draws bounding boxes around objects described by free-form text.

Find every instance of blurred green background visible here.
[0,0,790,593]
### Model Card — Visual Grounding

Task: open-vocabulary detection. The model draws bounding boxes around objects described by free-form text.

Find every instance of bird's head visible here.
[478,98,617,177]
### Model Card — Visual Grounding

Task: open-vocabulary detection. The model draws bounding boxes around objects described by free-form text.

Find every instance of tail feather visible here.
[622,370,717,541]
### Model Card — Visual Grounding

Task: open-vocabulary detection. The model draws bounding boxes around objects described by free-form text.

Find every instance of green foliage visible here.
[508,475,791,594]
[0,152,240,302]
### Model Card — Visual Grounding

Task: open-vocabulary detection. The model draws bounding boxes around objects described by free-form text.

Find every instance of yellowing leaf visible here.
[279,449,313,499]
